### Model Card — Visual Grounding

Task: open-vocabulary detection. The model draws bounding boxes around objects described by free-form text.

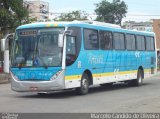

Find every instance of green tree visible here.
[0,0,29,33]
[54,10,88,21]
[95,0,128,25]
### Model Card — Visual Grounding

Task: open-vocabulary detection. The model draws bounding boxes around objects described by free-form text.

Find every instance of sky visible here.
[28,0,160,22]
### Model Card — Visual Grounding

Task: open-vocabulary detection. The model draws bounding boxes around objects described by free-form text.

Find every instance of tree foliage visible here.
[0,0,29,31]
[95,0,128,25]
[54,10,88,21]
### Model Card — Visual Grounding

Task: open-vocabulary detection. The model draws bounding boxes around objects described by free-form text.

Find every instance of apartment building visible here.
[123,21,153,31]
[24,0,49,20]
[152,19,160,51]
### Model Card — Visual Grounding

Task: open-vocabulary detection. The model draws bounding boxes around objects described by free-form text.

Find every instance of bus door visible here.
[65,27,82,80]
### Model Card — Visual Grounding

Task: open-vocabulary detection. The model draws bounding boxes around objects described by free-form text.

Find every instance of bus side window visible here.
[66,35,76,66]
[126,34,136,51]
[100,30,112,50]
[84,29,99,50]
[113,32,125,50]
[146,36,155,51]
[136,35,145,51]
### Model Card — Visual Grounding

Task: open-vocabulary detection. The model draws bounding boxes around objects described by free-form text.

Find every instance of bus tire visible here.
[77,73,89,95]
[130,69,143,86]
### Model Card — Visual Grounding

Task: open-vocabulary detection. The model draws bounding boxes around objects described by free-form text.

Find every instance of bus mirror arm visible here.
[58,30,72,48]
[58,34,64,48]
[1,33,14,51]
[1,38,6,51]
[64,30,72,35]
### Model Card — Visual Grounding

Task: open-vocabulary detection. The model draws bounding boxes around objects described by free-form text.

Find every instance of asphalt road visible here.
[0,74,160,113]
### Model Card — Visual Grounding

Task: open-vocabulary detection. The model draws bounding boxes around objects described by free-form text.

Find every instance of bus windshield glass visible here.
[11,28,64,67]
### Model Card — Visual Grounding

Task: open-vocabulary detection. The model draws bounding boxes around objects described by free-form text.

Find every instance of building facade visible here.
[152,19,160,51]
[152,19,160,69]
[24,0,49,20]
[123,21,153,32]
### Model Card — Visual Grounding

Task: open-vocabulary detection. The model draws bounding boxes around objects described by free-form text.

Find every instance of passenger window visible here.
[84,29,99,50]
[126,34,136,50]
[100,30,112,50]
[136,35,145,51]
[113,33,125,50]
[146,36,155,51]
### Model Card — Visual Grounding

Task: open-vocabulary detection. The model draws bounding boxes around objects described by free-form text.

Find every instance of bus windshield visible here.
[11,28,64,67]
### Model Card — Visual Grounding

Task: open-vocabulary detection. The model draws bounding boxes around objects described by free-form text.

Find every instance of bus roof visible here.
[17,21,155,36]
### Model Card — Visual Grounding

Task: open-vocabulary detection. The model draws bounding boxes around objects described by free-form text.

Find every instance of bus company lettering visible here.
[135,51,140,58]
[88,54,105,65]
[14,71,53,80]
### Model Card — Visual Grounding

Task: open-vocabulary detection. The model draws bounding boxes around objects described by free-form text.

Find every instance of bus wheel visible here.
[77,73,89,95]
[130,69,143,86]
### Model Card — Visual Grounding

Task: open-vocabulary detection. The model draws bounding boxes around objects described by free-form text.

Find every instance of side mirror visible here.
[58,30,72,48]
[65,30,72,35]
[1,38,6,51]
[1,33,14,51]
[58,34,63,48]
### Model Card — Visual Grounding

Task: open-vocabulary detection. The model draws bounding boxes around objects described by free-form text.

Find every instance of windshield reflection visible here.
[11,28,64,67]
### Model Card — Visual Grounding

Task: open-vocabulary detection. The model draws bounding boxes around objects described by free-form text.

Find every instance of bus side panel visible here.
[144,51,157,78]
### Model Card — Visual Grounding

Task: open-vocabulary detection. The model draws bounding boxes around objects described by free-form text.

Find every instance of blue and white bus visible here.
[9,21,157,95]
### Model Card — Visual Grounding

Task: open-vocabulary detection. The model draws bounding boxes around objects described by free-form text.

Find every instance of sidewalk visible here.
[0,73,10,84]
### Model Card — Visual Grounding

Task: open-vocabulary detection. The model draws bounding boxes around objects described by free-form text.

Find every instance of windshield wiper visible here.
[34,35,49,69]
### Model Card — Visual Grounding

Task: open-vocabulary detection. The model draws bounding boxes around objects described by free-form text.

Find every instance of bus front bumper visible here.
[10,71,65,92]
